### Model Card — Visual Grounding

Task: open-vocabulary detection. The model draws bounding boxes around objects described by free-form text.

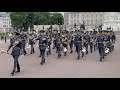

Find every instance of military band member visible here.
[47,31,52,55]
[20,31,28,55]
[35,30,48,65]
[56,33,62,59]
[29,35,35,54]
[97,31,105,62]
[69,31,74,54]
[74,30,82,60]
[7,32,22,75]
[85,31,90,55]
[89,31,94,53]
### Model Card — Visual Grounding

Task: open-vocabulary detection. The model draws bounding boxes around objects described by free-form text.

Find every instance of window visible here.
[71,20,73,25]
[100,19,102,24]
[77,14,79,18]
[87,14,89,18]
[74,20,76,24]
[74,14,76,18]
[87,20,89,24]
[71,15,73,19]
[77,20,79,24]
[96,19,97,24]
[100,14,102,18]
[91,20,93,25]
[96,14,97,18]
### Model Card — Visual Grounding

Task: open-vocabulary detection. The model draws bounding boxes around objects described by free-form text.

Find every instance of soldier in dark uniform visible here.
[97,31,105,62]
[74,30,82,60]
[56,33,62,59]
[81,32,86,57]
[7,32,22,75]
[53,30,57,49]
[93,31,97,51]
[85,31,90,55]
[47,31,52,55]
[89,31,94,53]
[69,31,74,54]
[20,31,28,55]
[35,30,48,65]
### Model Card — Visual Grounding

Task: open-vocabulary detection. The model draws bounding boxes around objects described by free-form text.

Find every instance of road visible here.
[0,36,120,78]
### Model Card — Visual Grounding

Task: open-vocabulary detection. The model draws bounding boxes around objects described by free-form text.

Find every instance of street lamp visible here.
[28,12,34,31]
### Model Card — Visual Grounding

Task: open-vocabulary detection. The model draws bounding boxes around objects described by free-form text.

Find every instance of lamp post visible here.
[28,12,34,32]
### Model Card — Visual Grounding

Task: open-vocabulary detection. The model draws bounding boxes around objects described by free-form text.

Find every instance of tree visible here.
[50,13,64,25]
[10,12,29,32]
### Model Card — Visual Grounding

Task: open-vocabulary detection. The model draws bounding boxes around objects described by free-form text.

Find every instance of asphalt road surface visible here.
[0,36,120,78]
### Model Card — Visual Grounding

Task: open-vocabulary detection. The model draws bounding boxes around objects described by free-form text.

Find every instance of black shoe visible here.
[77,57,80,60]
[30,52,33,54]
[39,55,41,57]
[11,71,15,75]
[82,55,84,57]
[40,62,43,65]
[100,58,102,62]
[103,56,104,59]
[15,70,20,73]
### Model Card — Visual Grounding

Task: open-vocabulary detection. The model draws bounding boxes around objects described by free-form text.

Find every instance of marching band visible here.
[0,29,116,75]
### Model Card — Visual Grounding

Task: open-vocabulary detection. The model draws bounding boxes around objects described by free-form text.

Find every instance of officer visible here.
[56,33,62,59]
[97,31,105,62]
[7,32,22,75]
[85,31,90,55]
[35,30,48,65]
[20,31,28,55]
[74,30,82,60]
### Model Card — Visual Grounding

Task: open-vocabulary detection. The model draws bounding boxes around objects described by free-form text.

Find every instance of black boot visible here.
[11,70,15,75]
[15,70,20,73]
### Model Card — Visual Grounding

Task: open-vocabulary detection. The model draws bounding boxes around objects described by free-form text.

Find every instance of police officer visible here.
[35,30,48,65]
[74,30,82,60]
[97,31,105,62]
[7,32,22,75]
[20,31,28,55]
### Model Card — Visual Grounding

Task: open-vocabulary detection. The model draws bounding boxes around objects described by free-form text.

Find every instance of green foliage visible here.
[10,12,64,31]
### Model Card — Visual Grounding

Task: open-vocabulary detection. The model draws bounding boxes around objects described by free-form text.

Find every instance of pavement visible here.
[0,36,120,78]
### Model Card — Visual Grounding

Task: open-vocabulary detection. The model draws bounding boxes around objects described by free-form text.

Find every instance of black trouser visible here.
[56,47,61,57]
[48,44,51,54]
[85,43,88,54]
[90,43,93,52]
[30,45,35,54]
[1,37,4,41]
[40,50,45,63]
[76,46,80,58]
[12,55,20,72]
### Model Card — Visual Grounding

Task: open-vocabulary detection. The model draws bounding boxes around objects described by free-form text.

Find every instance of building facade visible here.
[64,12,106,30]
[0,12,12,33]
